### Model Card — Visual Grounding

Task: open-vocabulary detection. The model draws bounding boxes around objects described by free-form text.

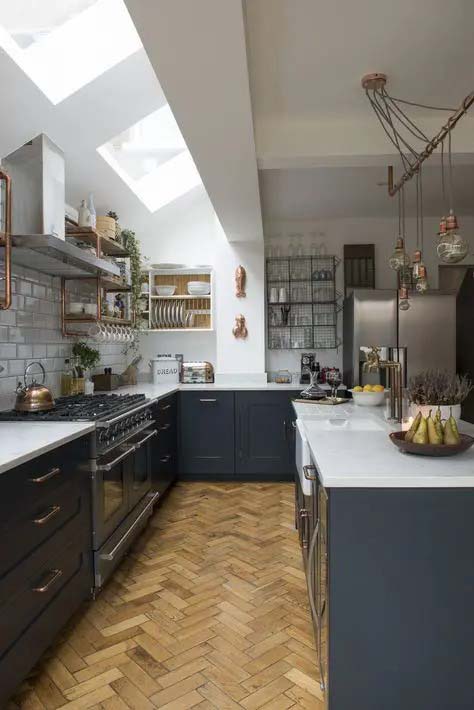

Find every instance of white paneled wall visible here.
[0,265,126,409]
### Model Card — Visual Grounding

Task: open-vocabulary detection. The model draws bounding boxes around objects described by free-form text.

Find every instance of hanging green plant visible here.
[121,228,144,356]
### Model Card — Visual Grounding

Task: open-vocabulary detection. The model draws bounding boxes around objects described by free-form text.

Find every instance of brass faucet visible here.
[362,346,403,422]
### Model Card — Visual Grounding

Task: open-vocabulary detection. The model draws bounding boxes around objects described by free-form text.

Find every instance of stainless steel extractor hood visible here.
[3,134,65,240]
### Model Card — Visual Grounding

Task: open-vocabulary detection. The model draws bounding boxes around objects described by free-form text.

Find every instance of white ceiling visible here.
[0,1,473,233]
[244,0,474,219]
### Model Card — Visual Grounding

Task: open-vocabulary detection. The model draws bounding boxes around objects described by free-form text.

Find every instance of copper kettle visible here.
[15,361,55,412]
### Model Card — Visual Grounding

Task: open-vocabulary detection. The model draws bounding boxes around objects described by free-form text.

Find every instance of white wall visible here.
[136,187,266,382]
[264,216,474,376]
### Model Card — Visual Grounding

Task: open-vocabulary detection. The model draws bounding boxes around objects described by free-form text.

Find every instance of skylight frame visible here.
[0,0,142,105]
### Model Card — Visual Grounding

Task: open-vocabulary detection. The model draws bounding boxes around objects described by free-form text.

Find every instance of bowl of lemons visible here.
[349,384,386,406]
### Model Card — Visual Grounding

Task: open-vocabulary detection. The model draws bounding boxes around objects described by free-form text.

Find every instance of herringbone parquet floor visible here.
[9,482,323,710]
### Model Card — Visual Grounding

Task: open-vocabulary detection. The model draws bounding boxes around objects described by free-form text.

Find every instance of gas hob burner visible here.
[0,393,147,422]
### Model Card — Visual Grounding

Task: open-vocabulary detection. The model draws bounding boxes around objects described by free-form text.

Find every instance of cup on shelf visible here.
[279,287,287,303]
[270,287,278,303]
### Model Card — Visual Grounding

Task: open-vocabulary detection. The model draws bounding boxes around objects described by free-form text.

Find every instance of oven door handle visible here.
[97,444,136,471]
[100,492,159,561]
[134,429,157,448]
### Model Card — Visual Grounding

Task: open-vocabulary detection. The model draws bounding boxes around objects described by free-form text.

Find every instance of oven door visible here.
[127,428,156,510]
[93,443,136,551]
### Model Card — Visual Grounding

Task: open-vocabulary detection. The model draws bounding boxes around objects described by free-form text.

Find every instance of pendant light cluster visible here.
[437,132,469,263]
[362,73,473,308]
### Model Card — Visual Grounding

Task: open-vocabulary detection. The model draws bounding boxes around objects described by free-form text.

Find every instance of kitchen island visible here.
[294,401,474,710]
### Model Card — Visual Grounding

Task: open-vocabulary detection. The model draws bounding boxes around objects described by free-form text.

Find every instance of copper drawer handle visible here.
[33,505,61,525]
[159,423,171,431]
[32,568,63,593]
[160,455,171,463]
[160,404,172,411]
[29,467,61,484]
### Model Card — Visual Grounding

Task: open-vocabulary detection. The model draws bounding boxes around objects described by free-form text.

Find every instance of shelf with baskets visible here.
[140,266,213,332]
[266,255,341,350]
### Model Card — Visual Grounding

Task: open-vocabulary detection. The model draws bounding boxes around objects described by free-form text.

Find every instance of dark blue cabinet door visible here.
[235,391,299,477]
[179,391,235,476]
[152,394,178,495]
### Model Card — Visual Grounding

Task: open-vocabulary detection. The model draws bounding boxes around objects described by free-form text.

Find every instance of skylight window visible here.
[97,105,202,211]
[0,0,142,104]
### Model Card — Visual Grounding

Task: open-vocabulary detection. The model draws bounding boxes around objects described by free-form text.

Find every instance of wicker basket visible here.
[96,215,117,241]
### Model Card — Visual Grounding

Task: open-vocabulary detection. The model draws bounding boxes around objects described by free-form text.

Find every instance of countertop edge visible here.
[0,422,95,476]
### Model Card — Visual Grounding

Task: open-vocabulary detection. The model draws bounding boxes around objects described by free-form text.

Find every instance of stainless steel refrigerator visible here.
[343,289,456,387]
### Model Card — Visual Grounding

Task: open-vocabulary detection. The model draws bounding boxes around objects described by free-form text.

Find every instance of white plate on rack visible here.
[151,263,186,270]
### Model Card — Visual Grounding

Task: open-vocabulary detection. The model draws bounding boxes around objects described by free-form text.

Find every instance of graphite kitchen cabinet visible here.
[178,389,299,480]
[235,390,300,478]
[179,391,235,476]
[299,461,474,710]
[151,393,178,496]
[0,436,92,707]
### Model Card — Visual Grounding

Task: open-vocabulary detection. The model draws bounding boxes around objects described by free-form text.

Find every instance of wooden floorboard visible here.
[9,482,321,709]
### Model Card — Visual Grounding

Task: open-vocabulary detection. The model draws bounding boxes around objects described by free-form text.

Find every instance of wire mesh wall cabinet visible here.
[266,256,341,350]
[344,244,375,297]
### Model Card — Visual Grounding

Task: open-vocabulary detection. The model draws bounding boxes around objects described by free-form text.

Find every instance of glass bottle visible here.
[60,358,73,396]
[87,192,96,229]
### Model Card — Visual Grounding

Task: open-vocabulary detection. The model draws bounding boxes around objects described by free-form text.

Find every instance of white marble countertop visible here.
[293,401,474,488]
[0,422,95,475]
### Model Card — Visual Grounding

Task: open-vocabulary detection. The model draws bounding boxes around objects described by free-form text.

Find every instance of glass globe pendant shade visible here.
[389,237,411,271]
[398,286,410,311]
[437,212,469,264]
[415,264,429,293]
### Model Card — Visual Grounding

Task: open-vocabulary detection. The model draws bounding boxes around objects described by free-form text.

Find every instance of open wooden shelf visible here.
[64,314,132,326]
[150,294,211,300]
[66,225,130,257]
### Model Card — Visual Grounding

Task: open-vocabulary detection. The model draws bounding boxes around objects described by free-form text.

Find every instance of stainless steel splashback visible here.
[3,134,65,240]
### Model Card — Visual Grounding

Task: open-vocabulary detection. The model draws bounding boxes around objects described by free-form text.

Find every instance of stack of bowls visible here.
[187,281,210,295]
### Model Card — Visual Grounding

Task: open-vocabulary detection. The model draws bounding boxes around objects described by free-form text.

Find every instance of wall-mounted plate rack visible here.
[140,266,213,332]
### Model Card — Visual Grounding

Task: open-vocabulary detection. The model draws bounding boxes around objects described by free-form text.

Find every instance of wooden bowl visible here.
[389,431,474,457]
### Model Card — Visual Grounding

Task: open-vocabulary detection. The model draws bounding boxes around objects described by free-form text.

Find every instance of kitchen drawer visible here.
[0,543,91,707]
[0,533,90,659]
[0,472,88,578]
[0,437,89,524]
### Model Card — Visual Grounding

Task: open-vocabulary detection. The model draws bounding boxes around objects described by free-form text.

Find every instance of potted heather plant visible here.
[407,369,472,423]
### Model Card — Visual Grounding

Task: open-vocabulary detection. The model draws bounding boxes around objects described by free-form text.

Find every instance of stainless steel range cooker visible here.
[0,393,159,591]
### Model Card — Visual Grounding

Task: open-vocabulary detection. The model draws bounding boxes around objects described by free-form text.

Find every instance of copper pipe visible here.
[387,91,474,196]
[0,170,12,310]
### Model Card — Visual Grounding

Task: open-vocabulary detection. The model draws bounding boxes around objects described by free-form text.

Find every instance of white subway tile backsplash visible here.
[0,310,16,326]
[8,359,25,376]
[0,266,127,400]
[33,284,46,299]
[0,344,17,358]
[17,345,33,359]
[33,344,47,358]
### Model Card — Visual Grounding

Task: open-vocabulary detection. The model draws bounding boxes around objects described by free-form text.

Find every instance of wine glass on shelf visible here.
[326,368,342,401]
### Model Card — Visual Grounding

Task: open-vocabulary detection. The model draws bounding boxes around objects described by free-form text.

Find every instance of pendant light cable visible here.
[440,139,447,214]
[419,166,424,253]
[448,129,454,212]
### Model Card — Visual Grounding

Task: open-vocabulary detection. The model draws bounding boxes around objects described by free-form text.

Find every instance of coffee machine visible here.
[300,353,317,384]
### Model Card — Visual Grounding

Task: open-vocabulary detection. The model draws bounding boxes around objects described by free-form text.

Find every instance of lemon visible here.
[372,384,385,392]
[363,384,373,392]
[353,386,363,392]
